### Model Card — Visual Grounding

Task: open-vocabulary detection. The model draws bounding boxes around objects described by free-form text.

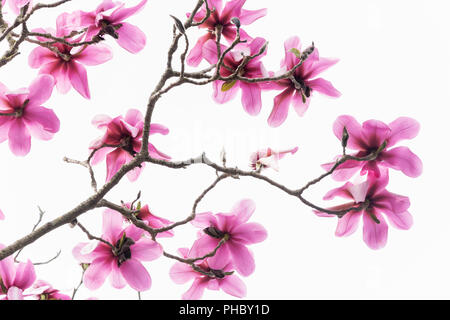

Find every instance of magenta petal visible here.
[169,262,197,284]
[335,211,363,237]
[148,143,171,160]
[323,182,354,200]
[110,264,126,289]
[380,147,423,178]
[75,44,113,66]
[24,106,60,140]
[202,39,222,65]
[182,277,208,300]
[41,62,71,94]
[333,115,366,150]
[0,250,15,288]
[361,119,391,148]
[221,0,245,22]
[102,209,124,243]
[91,146,113,165]
[384,210,413,230]
[187,33,213,67]
[83,257,113,290]
[130,239,162,261]
[124,108,143,127]
[8,119,31,156]
[28,47,57,69]
[291,90,310,117]
[267,87,294,127]
[232,222,267,244]
[68,62,90,99]
[149,123,169,135]
[105,149,128,182]
[231,199,255,223]
[190,235,219,259]
[116,22,146,54]
[212,80,239,104]
[220,275,246,298]
[304,57,339,79]
[387,117,420,147]
[12,260,35,290]
[307,77,341,98]
[119,259,152,291]
[227,241,255,276]
[110,0,147,22]
[240,82,261,116]
[239,8,267,25]
[27,74,54,107]
[362,210,388,250]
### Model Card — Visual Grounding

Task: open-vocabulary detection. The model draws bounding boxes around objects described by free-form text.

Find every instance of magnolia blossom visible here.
[190,199,267,276]
[322,115,423,181]
[0,75,59,156]
[315,169,412,250]
[28,13,113,99]
[74,0,148,54]
[187,0,267,66]
[73,209,163,291]
[0,245,36,300]
[250,146,298,171]
[90,108,170,182]
[266,36,341,127]
[202,37,268,116]
[31,280,71,300]
[1,0,31,15]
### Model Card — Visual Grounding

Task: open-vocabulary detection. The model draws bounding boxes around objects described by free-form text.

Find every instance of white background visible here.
[0,0,449,299]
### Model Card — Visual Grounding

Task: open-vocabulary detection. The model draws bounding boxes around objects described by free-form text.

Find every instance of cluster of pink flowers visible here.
[315,115,423,249]
[170,199,267,299]
[188,0,340,127]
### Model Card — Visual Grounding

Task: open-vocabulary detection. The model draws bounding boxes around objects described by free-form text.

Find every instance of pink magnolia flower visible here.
[169,247,246,300]
[31,280,71,300]
[267,36,341,127]
[315,169,412,250]
[1,0,31,15]
[90,108,170,182]
[187,0,267,66]
[250,146,298,171]
[202,37,268,115]
[0,245,36,300]
[73,209,163,292]
[0,75,59,156]
[75,0,147,54]
[190,199,267,277]
[322,115,423,181]
[28,13,113,99]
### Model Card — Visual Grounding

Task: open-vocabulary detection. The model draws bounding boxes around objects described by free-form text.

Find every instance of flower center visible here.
[120,135,137,157]
[293,75,311,98]
[98,19,121,39]
[113,234,135,267]
[203,226,228,239]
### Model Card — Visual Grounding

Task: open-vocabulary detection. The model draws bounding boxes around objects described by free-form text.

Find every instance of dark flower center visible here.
[98,19,121,39]
[114,234,135,267]
[203,226,227,239]
[293,75,311,98]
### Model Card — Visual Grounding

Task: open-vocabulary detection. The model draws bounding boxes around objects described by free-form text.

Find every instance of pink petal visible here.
[239,8,267,25]
[231,199,255,223]
[116,22,146,54]
[387,117,420,147]
[110,0,147,22]
[83,257,114,290]
[68,62,90,99]
[110,263,126,289]
[92,114,112,128]
[373,190,410,214]
[221,0,245,22]
[124,109,143,127]
[149,123,169,135]
[283,36,301,70]
[8,119,31,156]
[332,115,366,150]
[169,262,197,284]
[40,62,71,95]
[240,82,262,116]
[323,182,354,200]
[380,147,423,178]
[12,260,35,290]
[119,258,152,291]
[303,57,339,79]
[231,222,267,244]
[75,44,113,66]
[335,211,363,237]
[102,209,124,243]
[182,277,208,300]
[291,90,310,117]
[24,106,60,140]
[212,80,239,104]
[126,164,143,182]
[0,248,15,288]
[26,75,54,108]
[130,239,162,261]
[323,159,363,181]
[105,148,128,182]
[191,211,218,229]
[28,47,57,69]
[7,287,23,300]
[206,0,223,12]
[148,143,171,160]
[202,39,222,65]
[361,119,391,148]
[384,210,413,230]
[267,87,295,127]
[220,275,246,298]
[362,210,388,250]
[190,235,220,259]
[187,33,213,67]
[227,241,255,276]
[307,77,341,98]
[72,242,111,263]
[91,146,114,165]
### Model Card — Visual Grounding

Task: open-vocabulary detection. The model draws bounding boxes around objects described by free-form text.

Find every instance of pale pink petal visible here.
[348,180,369,203]
[362,210,388,250]
[303,57,339,79]
[387,117,420,147]
[283,36,301,69]
[220,275,246,298]
[124,109,143,127]
[202,39,226,64]
[307,77,341,97]
[68,62,90,99]
[72,242,111,263]
[227,241,255,276]
[190,235,219,259]
[83,257,114,290]
[291,90,310,117]
[119,259,152,291]
[335,211,363,237]
[27,75,54,107]
[231,199,255,223]
[373,190,410,214]
[116,22,146,54]
[24,106,60,140]
[267,87,295,127]
[91,146,114,165]
[7,287,23,300]
[323,182,353,200]
[8,119,31,156]
[126,164,143,182]
[239,8,267,25]
[212,80,239,104]
[110,263,126,289]
[169,263,197,284]
[240,82,261,116]
[187,33,213,67]
[149,123,169,135]
[148,143,171,160]
[102,209,124,243]
[28,47,58,69]
[182,277,208,300]
[130,239,162,261]
[75,44,113,66]
[191,212,218,229]
[12,260,35,290]
[380,147,423,178]
[92,114,112,128]
[384,210,413,230]
[231,222,267,244]
[110,0,147,22]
